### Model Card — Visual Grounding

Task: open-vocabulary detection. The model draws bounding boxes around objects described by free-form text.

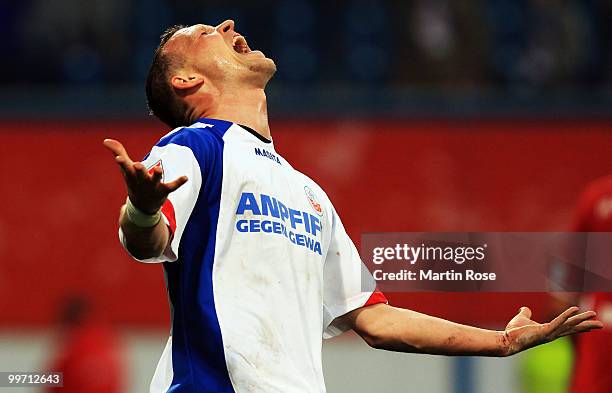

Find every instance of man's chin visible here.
[252,53,275,66]
[264,58,277,74]
[249,57,276,76]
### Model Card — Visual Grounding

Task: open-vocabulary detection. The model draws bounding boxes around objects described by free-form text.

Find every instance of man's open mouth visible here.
[232,36,251,54]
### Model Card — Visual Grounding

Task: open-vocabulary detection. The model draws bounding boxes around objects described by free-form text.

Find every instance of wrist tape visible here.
[125,198,162,228]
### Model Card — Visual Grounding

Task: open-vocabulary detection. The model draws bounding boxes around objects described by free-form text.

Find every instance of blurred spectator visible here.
[543,177,612,393]
[16,0,130,84]
[44,296,124,393]
[2,0,610,91]
[567,177,612,393]
[485,0,597,90]
[396,0,489,88]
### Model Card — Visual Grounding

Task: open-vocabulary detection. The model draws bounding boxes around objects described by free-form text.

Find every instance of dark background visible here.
[1,0,611,118]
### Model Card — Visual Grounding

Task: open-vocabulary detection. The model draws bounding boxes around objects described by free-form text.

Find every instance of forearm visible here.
[119,205,170,259]
[351,305,508,357]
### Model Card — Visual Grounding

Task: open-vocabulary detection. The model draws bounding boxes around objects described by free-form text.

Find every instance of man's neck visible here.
[198,88,271,140]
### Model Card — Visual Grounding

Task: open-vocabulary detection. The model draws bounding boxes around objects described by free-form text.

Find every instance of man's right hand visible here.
[103,139,188,214]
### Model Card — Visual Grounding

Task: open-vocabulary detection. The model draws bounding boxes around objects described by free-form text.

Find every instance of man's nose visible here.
[217,20,235,34]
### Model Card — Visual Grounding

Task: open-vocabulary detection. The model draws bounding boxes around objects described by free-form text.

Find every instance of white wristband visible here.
[125,198,162,228]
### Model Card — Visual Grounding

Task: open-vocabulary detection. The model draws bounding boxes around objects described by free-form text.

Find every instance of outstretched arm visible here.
[103,139,188,260]
[341,303,602,357]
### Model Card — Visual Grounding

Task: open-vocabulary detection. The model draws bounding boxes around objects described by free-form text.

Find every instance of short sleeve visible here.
[119,138,203,263]
[322,206,387,339]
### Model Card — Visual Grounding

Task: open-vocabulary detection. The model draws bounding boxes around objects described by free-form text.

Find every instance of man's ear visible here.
[171,74,204,91]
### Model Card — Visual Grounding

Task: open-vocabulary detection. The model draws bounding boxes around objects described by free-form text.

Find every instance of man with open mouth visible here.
[103,20,603,393]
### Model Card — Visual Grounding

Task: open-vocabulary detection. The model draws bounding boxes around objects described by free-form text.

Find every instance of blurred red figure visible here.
[45,297,124,393]
[570,176,612,393]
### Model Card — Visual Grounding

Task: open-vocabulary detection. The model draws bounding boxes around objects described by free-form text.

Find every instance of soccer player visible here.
[103,20,603,393]
[566,176,612,393]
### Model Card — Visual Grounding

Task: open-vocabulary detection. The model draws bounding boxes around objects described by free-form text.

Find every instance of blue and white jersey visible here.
[119,118,387,393]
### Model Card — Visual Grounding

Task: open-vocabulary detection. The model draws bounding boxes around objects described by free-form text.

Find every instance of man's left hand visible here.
[503,306,603,356]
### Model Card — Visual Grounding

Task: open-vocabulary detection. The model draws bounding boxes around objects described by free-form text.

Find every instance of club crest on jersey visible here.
[304,186,323,216]
[147,160,164,182]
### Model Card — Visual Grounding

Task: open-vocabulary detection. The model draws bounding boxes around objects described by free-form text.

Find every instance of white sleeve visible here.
[322,205,387,338]
[119,143,202,263]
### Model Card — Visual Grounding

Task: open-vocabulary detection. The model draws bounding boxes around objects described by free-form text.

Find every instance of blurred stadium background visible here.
[1,0,611,392]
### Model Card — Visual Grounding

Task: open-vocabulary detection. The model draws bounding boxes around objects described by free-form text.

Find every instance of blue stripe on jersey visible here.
[156,119,235,392]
